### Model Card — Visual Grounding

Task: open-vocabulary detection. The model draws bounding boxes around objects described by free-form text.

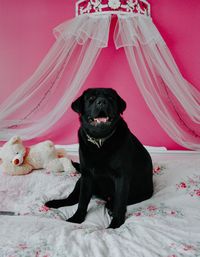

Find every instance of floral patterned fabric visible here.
[0,151,200,257]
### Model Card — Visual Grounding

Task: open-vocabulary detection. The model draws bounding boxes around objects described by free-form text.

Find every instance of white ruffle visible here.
[114,15,164,49]
[53,14,164,49]
[53,14,111,48]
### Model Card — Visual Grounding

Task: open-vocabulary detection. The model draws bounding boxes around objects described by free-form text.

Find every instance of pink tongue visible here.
[94,117,108,123]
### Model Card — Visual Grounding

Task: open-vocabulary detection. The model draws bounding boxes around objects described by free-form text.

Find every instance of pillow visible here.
[144,146,167,152]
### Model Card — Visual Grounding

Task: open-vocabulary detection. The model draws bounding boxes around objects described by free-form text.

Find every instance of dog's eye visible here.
[16,152,19,155]
[88,96,96,103]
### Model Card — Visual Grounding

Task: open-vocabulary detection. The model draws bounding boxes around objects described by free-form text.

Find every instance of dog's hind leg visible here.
[71,161,81,173]
[45,179,80,208]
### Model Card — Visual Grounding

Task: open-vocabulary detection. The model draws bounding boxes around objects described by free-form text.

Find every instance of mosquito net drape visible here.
[0,15,110,140]
[115,15,200,150]
[0,6,199,149]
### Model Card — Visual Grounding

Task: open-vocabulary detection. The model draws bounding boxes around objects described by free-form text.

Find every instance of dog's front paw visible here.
[107,217,125,229]
[45,199,64,209]
[105,200,113,216]
[67,212,86,224]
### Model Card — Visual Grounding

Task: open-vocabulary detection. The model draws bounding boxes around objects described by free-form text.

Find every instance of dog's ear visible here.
[71,94,84,114]
[116,94,126,114]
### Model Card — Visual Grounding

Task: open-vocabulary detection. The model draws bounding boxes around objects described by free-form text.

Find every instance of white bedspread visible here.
[0,150,200,257]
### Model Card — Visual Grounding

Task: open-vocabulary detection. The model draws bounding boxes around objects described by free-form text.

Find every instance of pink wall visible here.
[0,0,199,149]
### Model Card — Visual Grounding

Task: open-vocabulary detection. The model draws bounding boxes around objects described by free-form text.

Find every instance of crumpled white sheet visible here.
[0,151,200,257]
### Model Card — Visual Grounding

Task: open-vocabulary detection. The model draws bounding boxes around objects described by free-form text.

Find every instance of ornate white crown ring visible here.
[76,0,150,17]
[108,0,121,10]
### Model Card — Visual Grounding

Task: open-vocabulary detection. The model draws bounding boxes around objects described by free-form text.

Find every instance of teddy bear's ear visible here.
[9,136,22,145]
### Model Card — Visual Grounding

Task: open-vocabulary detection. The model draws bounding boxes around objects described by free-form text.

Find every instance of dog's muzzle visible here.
[88,97,113,126]
[96,97,107,108]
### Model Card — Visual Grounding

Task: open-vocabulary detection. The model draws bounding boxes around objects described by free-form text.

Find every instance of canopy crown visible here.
[76,0,150,17]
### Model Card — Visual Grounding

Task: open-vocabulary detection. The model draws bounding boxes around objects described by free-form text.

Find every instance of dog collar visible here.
[86,129,116,148]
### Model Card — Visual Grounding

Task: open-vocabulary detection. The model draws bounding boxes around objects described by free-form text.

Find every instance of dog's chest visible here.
[87,160,121,178]
[80,145,122,177]
[90,166,110,177]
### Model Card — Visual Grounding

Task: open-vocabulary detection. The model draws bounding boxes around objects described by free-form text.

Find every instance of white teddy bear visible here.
[0,136,75,175]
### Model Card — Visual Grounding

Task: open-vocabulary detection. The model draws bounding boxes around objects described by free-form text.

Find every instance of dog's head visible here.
[71,88,126,138]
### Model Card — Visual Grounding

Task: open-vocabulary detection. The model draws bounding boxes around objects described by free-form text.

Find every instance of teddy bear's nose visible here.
[14,159,19,165]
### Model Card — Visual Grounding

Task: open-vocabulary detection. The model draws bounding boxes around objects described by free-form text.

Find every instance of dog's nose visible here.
[96,97,106,107]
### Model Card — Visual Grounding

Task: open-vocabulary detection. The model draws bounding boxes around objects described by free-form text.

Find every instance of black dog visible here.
[45,88,153,228]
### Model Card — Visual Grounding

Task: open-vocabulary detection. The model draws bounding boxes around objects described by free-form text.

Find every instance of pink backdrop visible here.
[0,0,199,149]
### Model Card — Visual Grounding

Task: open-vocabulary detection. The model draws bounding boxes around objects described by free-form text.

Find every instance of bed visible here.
[0,145,200,257]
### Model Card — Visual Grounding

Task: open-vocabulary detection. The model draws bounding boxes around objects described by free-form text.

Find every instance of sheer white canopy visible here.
[0,9,199,149]
[115,14,200,150]
[0,15,110,140]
